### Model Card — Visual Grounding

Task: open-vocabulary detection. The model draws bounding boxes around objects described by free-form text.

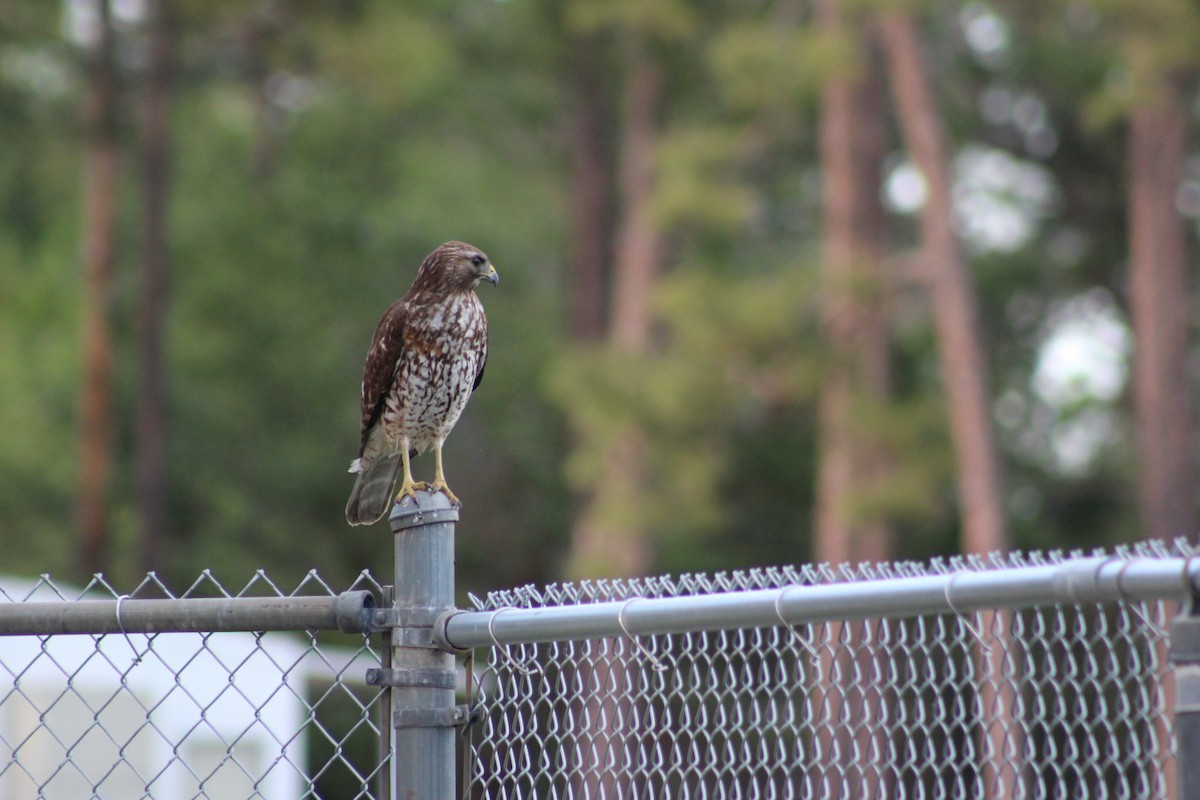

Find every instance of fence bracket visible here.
[393,705,473,730]
[393,704,484,731]
[432,609,471,655]
[370,606,445,630]
[366,667,456,689]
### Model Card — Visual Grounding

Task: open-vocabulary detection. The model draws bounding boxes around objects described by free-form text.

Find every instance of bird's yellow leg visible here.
[428,445,460,506]
[395,444,426,501]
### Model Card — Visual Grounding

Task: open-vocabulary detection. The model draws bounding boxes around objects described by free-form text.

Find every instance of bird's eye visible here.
[469,254,485,267]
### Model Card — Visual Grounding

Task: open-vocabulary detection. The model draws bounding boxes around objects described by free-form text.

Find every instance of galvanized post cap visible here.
[389,489,460,532]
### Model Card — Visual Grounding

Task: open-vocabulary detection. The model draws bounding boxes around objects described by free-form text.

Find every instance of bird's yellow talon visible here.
[428,479,460,507]
[395,480,424,503]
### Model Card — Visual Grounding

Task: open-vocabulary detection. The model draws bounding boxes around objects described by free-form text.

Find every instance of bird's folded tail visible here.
[345,453,403,526]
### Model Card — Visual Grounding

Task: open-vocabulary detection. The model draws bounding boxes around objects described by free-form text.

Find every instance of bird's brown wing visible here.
[357,299,407,457]
[471,338,488,393]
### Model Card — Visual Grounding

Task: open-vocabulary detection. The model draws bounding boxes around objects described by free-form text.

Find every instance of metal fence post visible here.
[377,585,394,800]
[385,490,460,799]
[1170,589,1200,800]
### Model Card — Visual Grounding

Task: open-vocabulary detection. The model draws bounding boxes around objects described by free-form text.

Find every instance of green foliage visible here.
[565,0,697,38]
[0,0,1167,596]
[708,23,853,112]
[548,265,826,541]
[1063,0,1200,126]
[0,222,81,574]
[654,126,755,231]
[313,3,454,110]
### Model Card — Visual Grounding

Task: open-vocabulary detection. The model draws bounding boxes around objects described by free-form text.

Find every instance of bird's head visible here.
[413,241,499,293]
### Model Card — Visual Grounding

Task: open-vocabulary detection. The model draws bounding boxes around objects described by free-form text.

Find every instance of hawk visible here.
[345,241,498,525]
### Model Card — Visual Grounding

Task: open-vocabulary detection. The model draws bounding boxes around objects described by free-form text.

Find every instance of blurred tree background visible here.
[0,0,1196,598]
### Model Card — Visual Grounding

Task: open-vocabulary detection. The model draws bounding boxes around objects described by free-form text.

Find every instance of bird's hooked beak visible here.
[482,263,499,287]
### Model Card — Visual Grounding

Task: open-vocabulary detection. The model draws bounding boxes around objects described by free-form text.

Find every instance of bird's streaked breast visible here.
[379,292,487,453]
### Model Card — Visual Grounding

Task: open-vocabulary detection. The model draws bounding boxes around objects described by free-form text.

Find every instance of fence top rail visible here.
[1,551,1193,644]
[439,555,1200,650]
[0,590,377,636]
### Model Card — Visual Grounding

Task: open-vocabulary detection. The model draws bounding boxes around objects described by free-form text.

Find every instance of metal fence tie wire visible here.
[1105,557,1166,637]
[943,572,989,653]
[487,607,539,675]
[774,586,819,658]
[114,594,144,666]
[617,598,667,672]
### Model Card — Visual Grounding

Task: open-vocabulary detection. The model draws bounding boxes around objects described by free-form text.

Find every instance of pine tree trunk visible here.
[813,4,891,568]
[567,33,614,343]
[1128,75,1192,800]
[607,53,661,355]
[137,0,173,574]
[566,38,662,800]
[566,40,661,582]
[878,13,1016,800]
[879,12,1006,557]
[78,0,119,576]
[1129,80,1196,543]
[812,6,891,796]
[243,10,280,180]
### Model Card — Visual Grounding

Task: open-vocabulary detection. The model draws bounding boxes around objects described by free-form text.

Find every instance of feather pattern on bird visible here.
[346,241,496,525]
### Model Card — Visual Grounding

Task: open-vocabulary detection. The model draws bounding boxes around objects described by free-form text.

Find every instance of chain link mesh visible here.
[0,542,1185,800]
[0,570,387,799]
[468,541,1184,800]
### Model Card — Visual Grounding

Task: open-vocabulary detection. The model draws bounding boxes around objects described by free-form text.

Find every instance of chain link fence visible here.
[0,570,388,799]
[465,541,1186,800]
[0,538,1191,800]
